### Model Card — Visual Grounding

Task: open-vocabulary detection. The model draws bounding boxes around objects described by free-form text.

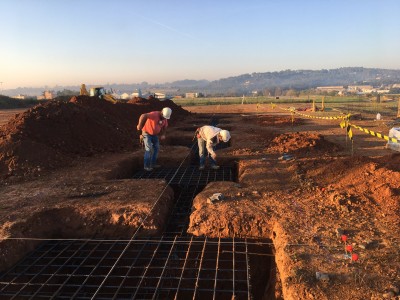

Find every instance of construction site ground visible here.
[0,99,399,299]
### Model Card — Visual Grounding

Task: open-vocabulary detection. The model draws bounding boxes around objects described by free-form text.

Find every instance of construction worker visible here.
[137,107,172,171]
[196,125,231,170]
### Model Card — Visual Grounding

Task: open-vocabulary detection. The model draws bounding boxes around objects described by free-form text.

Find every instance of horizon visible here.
[3,66,400,93]
[2,0,400,90]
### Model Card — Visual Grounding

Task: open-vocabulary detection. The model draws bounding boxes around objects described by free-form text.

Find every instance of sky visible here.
[1,0,400,90]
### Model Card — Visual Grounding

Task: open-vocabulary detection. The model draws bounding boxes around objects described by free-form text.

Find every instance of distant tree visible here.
[57,89,78,96]
[0,95,37,109]
[274,87,282,97]
[262,88,271,97]
[286,89,299,97]
[299,89,314,97]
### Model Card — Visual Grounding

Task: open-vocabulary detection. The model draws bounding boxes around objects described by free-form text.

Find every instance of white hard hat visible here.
[219,130,231,142]
[161,107,172,119]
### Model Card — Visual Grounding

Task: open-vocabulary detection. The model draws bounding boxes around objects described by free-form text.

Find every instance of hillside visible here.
[3,67,400,97]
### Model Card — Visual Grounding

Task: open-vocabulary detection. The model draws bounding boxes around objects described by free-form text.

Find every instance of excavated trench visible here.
[0,120,276,299]
[130,165,275,299]
[0,165,275,299]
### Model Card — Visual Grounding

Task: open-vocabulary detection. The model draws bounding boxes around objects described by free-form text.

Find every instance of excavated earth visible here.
[0,99,399,300]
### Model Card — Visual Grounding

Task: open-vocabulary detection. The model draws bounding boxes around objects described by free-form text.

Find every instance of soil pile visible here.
[256,115,305,127]
[0,96,190,178]
[128,96,153,105]
[266,132,342,156]
[304,155,400,219]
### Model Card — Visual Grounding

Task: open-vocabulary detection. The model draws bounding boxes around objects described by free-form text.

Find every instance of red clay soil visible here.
[0,102,399,300]
[0,177,174,271]
[0,96,190,179]
[185,106,400,300]
[0,95,192,272]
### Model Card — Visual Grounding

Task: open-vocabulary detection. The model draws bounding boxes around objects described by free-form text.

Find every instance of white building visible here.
[316,86,345,93]
[185,92,199,98]
[377,89,390,94]
[43,91,56,99]
[347,85,373,93]
[120,93,131,100]
[13,94,27,100]
[154,92,166,99]
[131,89,142,98]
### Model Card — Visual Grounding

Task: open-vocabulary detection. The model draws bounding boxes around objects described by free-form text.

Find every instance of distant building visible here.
[13,94,27,100]
[185,92,199,98]
[347,85,373,93]
[131,89,142,98]
[377,89,390,94]
[347,85,389,94]
[43,91,56,99]
[316,86,345,93]
[12,94,37,100]
[154,92,166,99]
[120,93,131,100]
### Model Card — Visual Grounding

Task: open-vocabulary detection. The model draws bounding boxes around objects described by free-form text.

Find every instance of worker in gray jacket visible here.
[196,125,231,170]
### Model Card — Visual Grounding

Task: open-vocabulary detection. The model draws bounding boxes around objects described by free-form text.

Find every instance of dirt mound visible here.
[256,115,304,126]
[304,154,400,226]
[128,96,150,105]
[377,152,400,172]
[127,96,183,109]
[266,132,342,156]
[52,95,73,102]
[0,96,190,179]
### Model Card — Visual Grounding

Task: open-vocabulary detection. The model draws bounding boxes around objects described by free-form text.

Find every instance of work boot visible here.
[211,165,220,170]
[199,165,205,170]
[144,167,153,172]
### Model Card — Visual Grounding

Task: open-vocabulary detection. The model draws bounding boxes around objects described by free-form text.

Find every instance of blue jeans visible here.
[198,138,217,167]
[142,133,159,168]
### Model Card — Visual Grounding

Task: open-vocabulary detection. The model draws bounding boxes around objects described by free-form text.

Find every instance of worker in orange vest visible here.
[137,107,172,171]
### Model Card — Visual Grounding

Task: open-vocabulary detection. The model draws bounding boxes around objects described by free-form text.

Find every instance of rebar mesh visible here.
[0,166,273,299]
[0,237,271,299]
[132,166,233,186]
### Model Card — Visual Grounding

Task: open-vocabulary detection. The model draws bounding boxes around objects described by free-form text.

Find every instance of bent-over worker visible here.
[196,125,231,170]
[137,107,172,171]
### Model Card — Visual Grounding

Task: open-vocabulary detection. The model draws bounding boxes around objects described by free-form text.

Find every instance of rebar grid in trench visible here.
[163,187,202,236]
[0,237,271,299]
[132,166,234,187]
[0,166,273,299]
[133,166,234,237]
